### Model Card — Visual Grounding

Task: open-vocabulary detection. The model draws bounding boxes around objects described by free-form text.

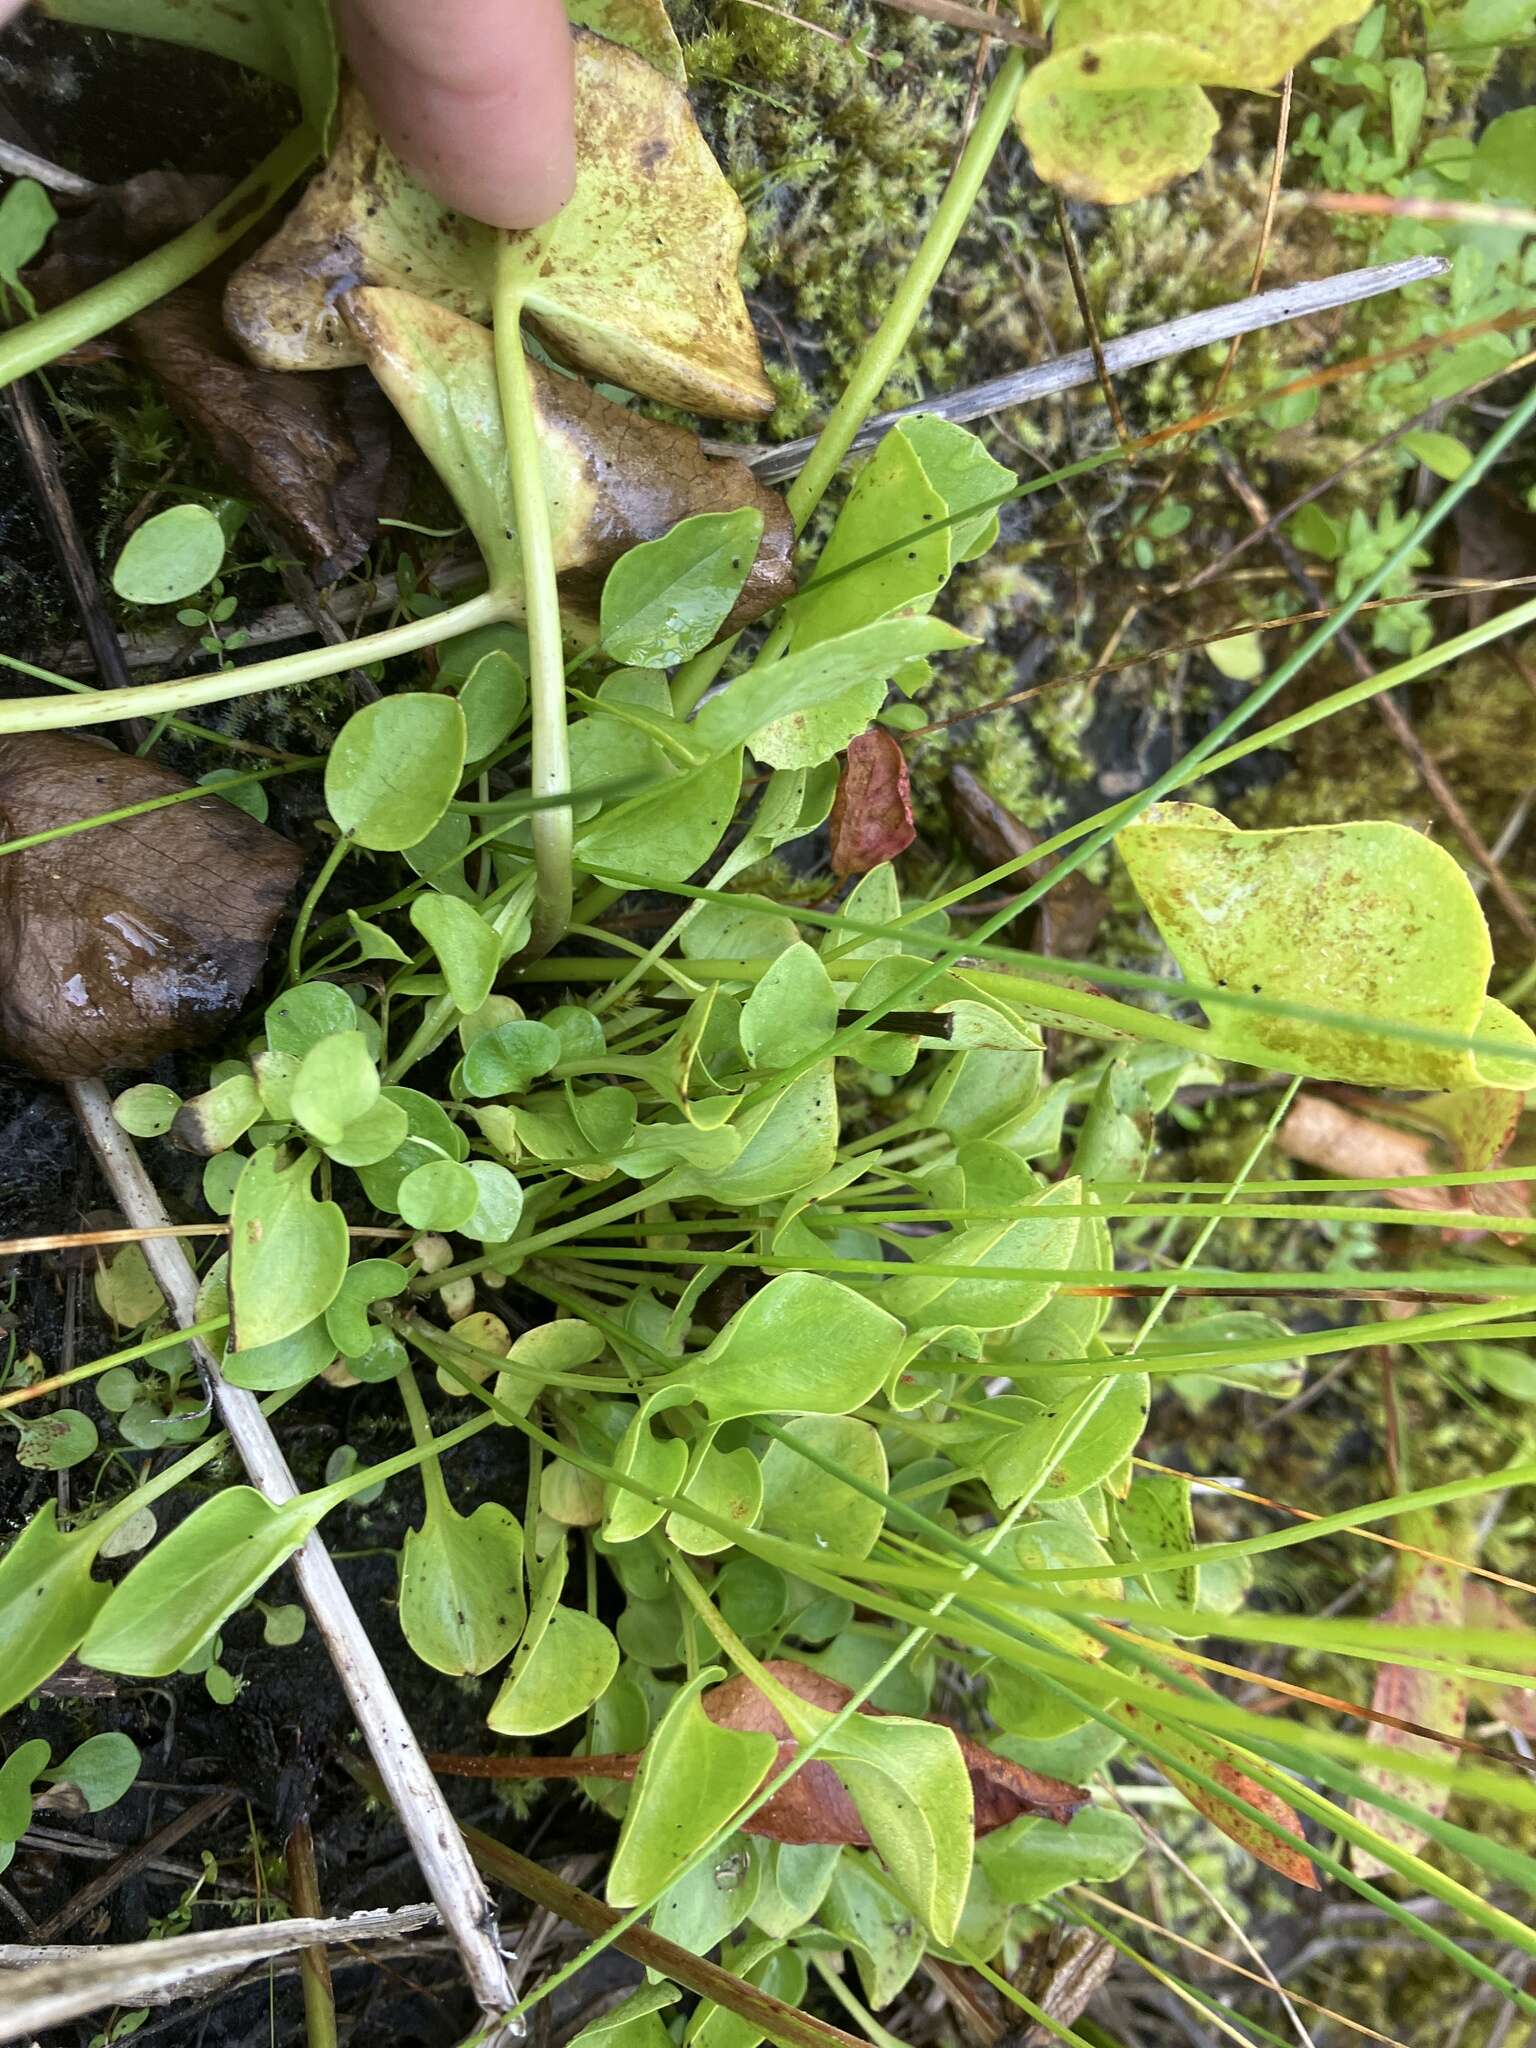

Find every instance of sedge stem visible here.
[494,250,572,958]
[0,589,508,737]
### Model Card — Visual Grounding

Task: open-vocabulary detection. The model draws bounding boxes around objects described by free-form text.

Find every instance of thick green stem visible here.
[494,251,572,958]
[0,128,318,392]
[669,49,1024,723]
[0,590,507,737]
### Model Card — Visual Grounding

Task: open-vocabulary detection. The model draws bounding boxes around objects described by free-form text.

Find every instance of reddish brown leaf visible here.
[829,728,915,877]
[1279,1092,1529,1246]
[1464,1582,1536,1736]
[1351,1538,1468,1880]
[0,735,303,1081]
[1118,1670,1318,1889]
[428,1657,1085,1843]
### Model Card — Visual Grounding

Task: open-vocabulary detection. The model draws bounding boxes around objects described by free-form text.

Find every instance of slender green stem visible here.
[494,251,572,957]
[396,1361,452,1519]
[0,128,318,392]
[668,50,1026,720]
[0,590,507,737]
[0,1318,228,1411]
[288,835,352,983]
[0,759,312,862]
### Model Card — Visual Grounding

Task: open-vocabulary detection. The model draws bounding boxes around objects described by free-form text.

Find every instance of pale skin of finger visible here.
[0,0,577,230]
[335,0,577,228]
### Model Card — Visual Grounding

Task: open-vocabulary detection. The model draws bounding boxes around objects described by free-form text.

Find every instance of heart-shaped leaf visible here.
[228,1148,350,1351]
[399,1495,526,1677]
[667,1273,905,1423]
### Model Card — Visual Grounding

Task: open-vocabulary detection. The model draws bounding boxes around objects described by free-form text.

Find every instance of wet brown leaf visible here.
[226,35,773,418]
[829,728,915,877]
[341,288,792,635]
[0,736,303,1083]
[701,1659,1085,1842]
[129,287,401,584]
[25,172,399,581]
[428,1657,1085,1843]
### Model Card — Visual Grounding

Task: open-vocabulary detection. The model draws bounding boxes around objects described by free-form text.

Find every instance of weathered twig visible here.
[65,1078,519,2041]
[735,256,1449,481]
[0,137,98,196]
[874,0,1039,47]
[32,1789,235,1943]
[0,1905,441,2040]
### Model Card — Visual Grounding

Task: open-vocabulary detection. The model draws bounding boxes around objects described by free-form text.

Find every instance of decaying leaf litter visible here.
[2,3,1536,2047]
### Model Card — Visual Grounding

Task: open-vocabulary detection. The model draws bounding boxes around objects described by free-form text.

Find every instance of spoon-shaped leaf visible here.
[78,1486,329,1675]
[339,290,792,628]
[228,1148,349,1351]
[607,1669,778,1906]
[399,1498,526,1677]
[0,1505,114,1717]
[226,37,771,418]
[667,1273,905,1424]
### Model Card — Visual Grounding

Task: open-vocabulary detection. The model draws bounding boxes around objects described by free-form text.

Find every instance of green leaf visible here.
[324,1260,408,1358]
[576,747,744,889]
[0,178,56,298]
[112,1083,181,1138]
[1117,801,1536,1088]
[740,942,838,1071]
[977,1805,1142,1904]
[324,1094,411,1169]
[602,509,764,668]
[1472,106,1536,208]
[461,1020,562,1099]
[669,1273,904,1423]
[0,1739,50,1846]
[608,1668,778,1906]
[884,1178,1081,1335]
[666,1442,764,1557]
[410,894,501,1014]
[571,1986,680,2048]
[668,1064,839,1207]
[1401,429,1473,481]
[111,505,225,606]
[397,1159,481,1233]
[459,647,528,761]
[758,1417,888,1562]
[265,982,358,1057]
[15,1408,98,1471]
[261,1601,306,1646]
[487,1602,619,1736]
[46,1732,141,1812]
[80,1488,329,1675]
[228,1149,349,1351]
[747,1841,840,1940]
[290,1031,380,1146]
[461,1161,525,1243]
[170,1072,262,1155]
[399,1494,526,1677]
[325,694,467,852]
[345,911,412,965]
[695,616,972,764]
[820,1853,926,2007]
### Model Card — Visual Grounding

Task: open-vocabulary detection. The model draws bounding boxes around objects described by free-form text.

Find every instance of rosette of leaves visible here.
[1014,0,1371,204]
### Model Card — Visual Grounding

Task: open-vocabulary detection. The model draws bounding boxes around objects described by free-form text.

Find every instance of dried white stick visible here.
[0,137,99,197]
[0,1904,439,2038]
[734,254,1450,481]
[66,1078,520,2043]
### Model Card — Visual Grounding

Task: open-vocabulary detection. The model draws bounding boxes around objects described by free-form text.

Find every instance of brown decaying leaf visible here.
[226,37,773,419]
[428,1658,1085,1841]
[1279,1092,1529,1245]
[127,289,401,585]
[25,171,398,582]
[1118,1671,1319,1890]
[829,728,915,877]
[0,736,303,1082]
[1351,1546,1468,1880]
[341,288,793,635]
[946,765,1109,960]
